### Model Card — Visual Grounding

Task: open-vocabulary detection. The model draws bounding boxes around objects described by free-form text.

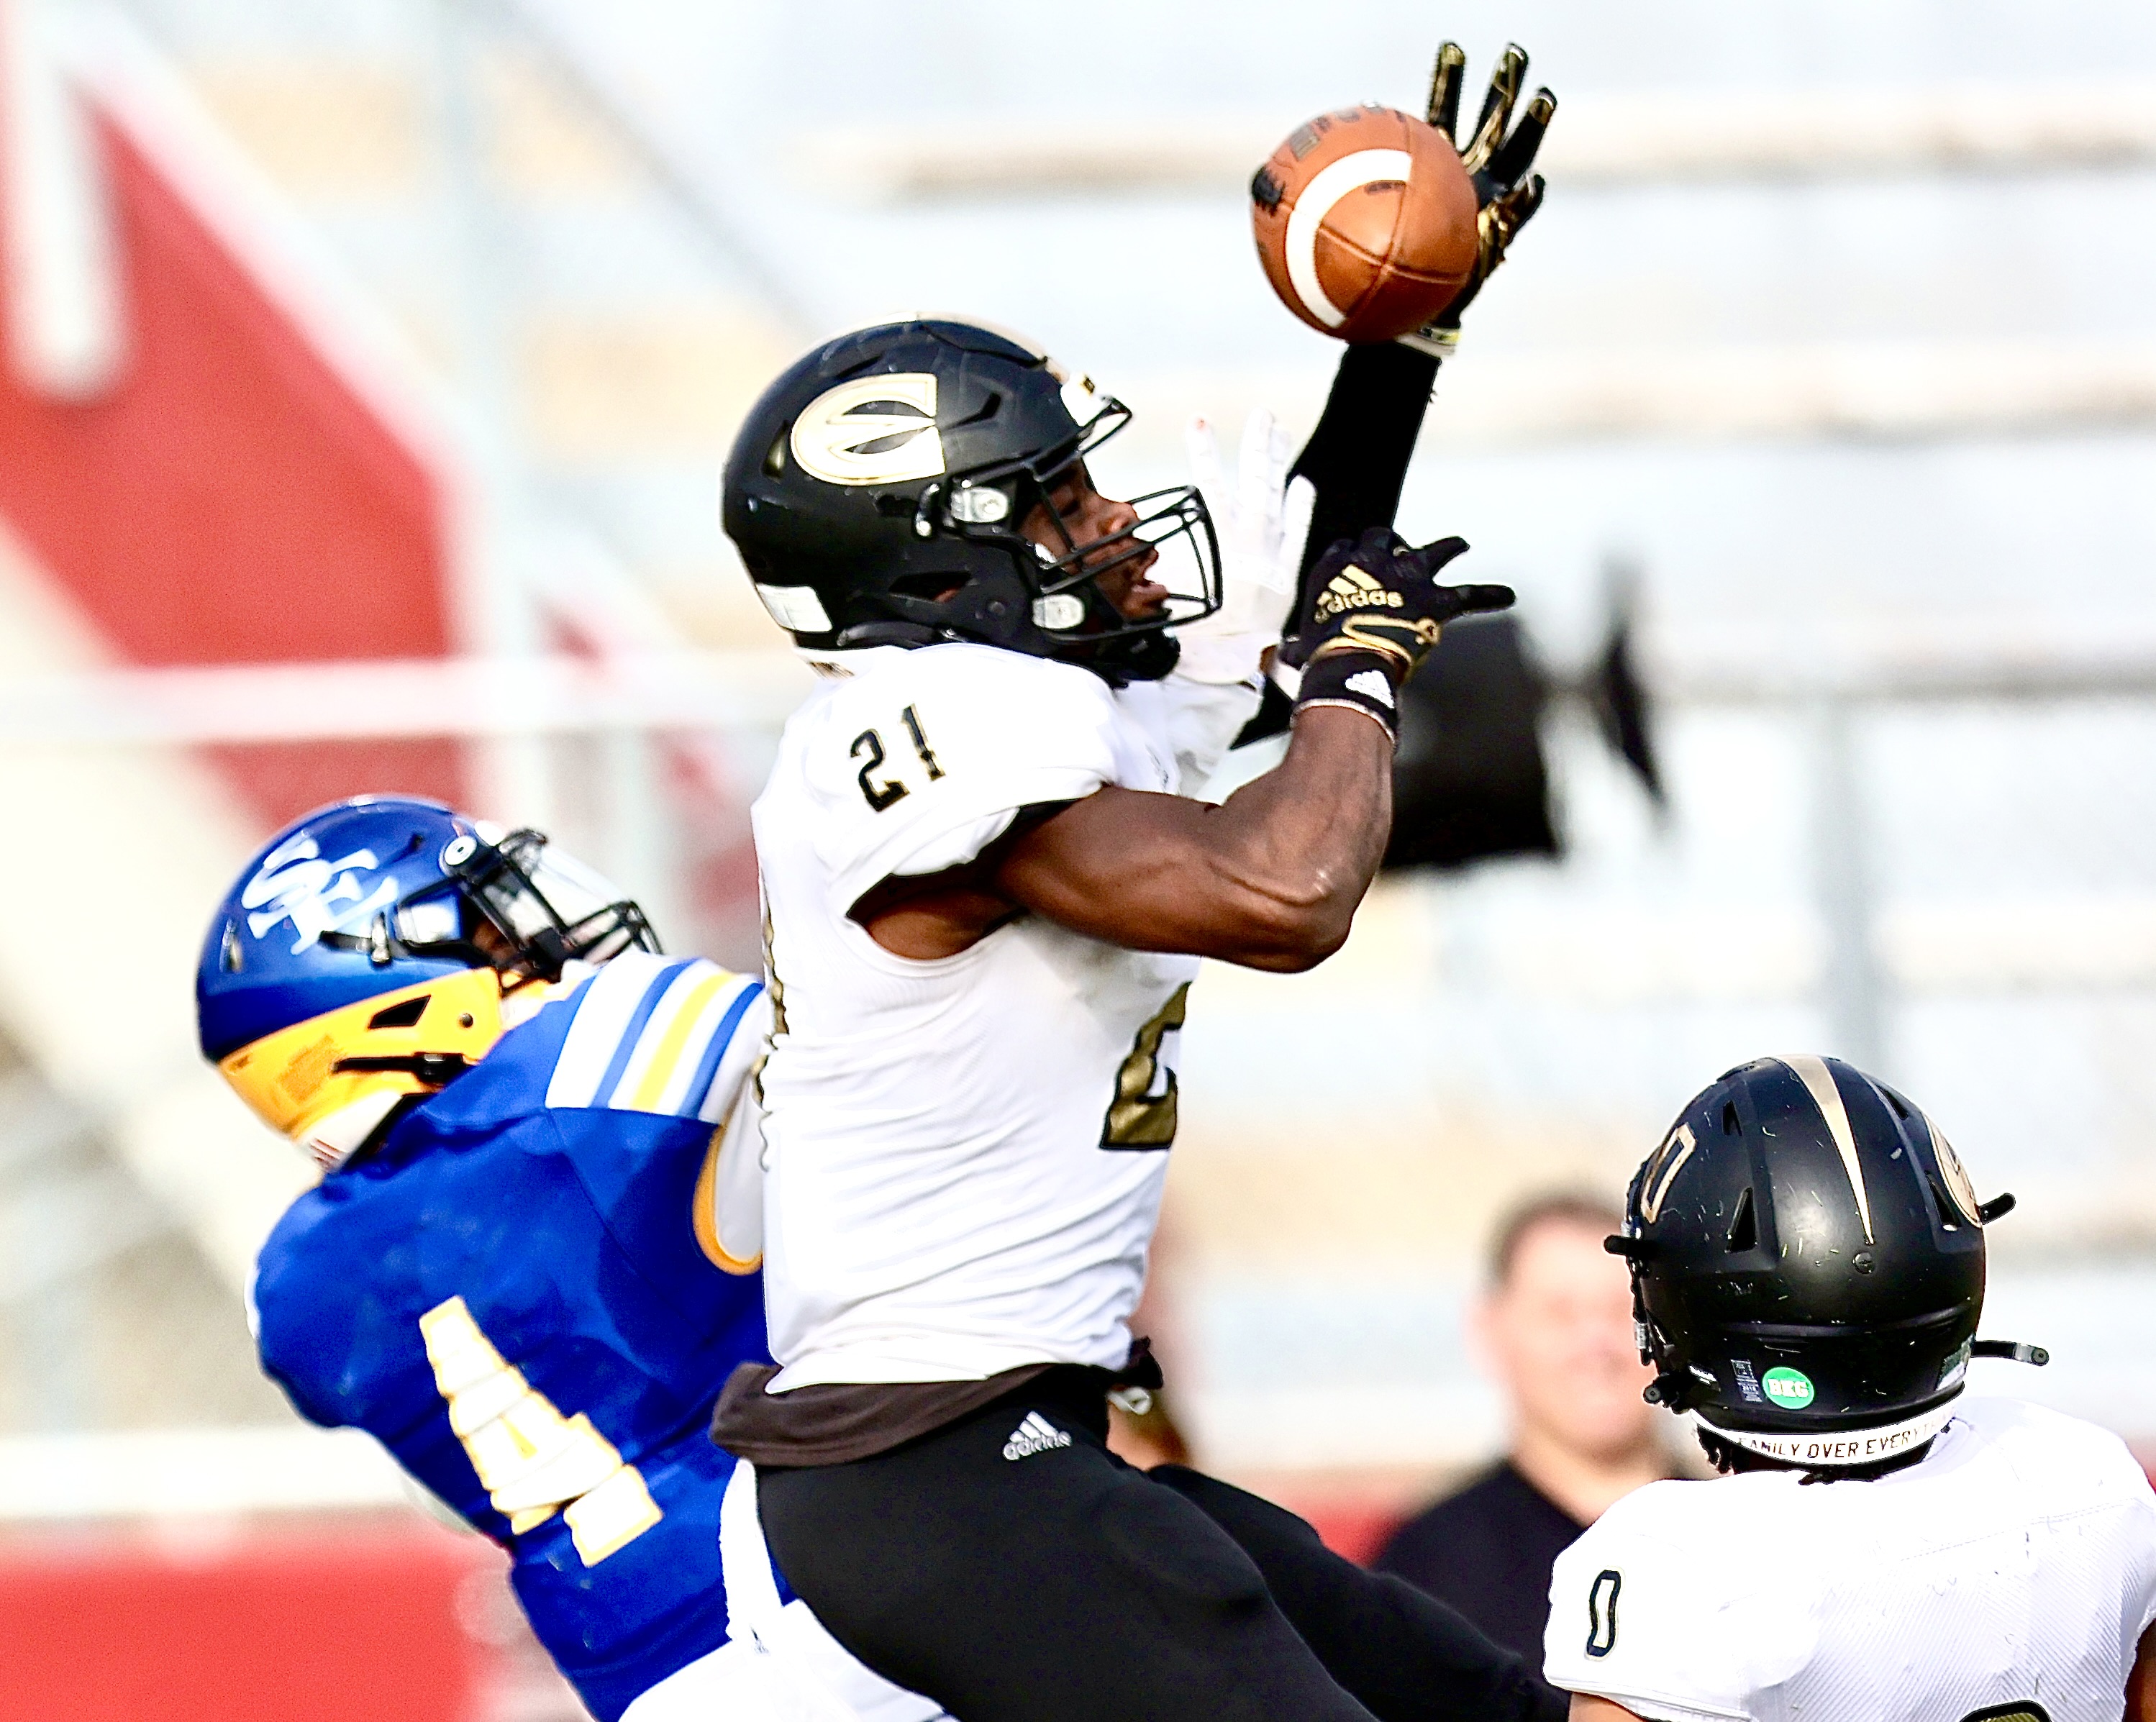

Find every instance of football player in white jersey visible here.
[705,50,1567,1722]
[1546,1055,2156,1722]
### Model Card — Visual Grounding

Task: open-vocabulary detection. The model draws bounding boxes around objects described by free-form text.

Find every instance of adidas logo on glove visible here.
[1312,566,1406,619]
[1002,1411,1073,1462]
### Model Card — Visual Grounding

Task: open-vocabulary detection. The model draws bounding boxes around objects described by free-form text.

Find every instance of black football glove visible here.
[1281,527,1514,737]
[1398,42,1555,359]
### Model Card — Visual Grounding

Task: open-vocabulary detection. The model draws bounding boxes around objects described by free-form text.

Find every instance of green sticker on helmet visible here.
[1762,1366,1815,1408]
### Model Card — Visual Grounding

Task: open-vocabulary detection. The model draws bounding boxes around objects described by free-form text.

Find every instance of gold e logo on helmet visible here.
[789,374,945,486]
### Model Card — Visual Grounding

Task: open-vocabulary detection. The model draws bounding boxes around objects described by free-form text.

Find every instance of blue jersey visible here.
[253,954,773,1721]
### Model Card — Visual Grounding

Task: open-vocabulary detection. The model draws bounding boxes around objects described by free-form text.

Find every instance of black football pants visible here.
[755,1375,1561,1722]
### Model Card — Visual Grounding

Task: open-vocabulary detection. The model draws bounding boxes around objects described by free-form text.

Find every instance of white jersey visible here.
[1545,1398,2156,1722]
[752,642,1257,1389]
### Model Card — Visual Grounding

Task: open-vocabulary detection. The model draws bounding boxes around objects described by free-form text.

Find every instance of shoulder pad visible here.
[544,953,765,1121]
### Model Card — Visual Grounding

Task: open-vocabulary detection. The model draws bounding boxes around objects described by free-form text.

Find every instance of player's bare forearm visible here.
[1568,1698,1641,1722]
[995,705,1392,970]
[852,532,1498,963]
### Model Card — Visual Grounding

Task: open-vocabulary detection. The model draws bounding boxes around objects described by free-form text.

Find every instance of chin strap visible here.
[1972,1339,2050,1366]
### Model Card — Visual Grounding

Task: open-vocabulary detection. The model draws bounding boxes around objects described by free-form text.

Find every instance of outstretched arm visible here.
[857,537,1511,967]
[1290,42,1554,586]
[1233,42,1555,745]
[996,704,1390,970]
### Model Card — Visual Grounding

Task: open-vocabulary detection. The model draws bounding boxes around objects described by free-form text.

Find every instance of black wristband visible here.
[1292,650,1403,739]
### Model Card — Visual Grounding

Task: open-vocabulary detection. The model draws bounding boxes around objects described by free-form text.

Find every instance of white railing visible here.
[6,629,2152,744]
[799,80,2156,201]
[0,1423,414,1520]
[0,650,812,744]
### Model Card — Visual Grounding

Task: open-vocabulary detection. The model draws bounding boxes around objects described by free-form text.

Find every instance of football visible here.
[1250,104,1479,342]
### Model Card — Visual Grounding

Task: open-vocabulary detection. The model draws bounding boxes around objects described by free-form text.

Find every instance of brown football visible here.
[1250,105,1479,342]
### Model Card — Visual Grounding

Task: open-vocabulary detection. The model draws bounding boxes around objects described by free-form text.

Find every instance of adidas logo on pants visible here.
[1002,1412,1073,1462]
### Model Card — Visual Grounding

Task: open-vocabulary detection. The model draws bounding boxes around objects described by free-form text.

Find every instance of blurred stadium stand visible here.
[1,2,2155,1713]
[796,81,2156,199]
[0,6,771,1708]
[0,1514,556,1722]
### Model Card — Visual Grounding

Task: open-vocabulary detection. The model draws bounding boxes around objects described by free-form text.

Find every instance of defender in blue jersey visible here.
[199,797,946,1722]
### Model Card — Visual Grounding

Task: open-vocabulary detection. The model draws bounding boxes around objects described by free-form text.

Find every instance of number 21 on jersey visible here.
[852,704,943,811]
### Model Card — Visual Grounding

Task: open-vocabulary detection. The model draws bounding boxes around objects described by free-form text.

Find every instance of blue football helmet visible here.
[199,796,656,1164]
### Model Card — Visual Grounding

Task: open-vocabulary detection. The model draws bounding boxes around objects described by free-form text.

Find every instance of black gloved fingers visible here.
[1436,581,1517,619]
[1400,534,1471,578]
[1426,41,1466,142]
[1463,44,1528,175]
[1466,177,1546,301]
[1508,173,1548,233]
[1486,88,1557,191]
[1470,47,1525,149]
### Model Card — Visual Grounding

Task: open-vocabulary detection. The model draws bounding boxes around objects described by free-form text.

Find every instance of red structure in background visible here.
[1291,1495,1410,1570]
[0,33,464,832]
[0,1521,503,1722]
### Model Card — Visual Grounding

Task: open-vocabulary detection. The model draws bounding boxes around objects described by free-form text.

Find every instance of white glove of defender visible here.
[1173,409,1315,685]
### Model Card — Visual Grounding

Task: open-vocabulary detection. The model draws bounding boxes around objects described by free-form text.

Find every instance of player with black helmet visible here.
[715,45,1568,1722]
[724,321,1216,685]
[1547,1054,2156,1722]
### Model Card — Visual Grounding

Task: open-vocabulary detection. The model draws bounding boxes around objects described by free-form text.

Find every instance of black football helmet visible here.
[721,319,1219,683]
[1609,1055,2045,1472]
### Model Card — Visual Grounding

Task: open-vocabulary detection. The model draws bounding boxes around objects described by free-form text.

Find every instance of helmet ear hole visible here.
[891,571,967,602]
[1724,1185,1757,1252]
[1721,1100,1740,1136]
[366,996,429,1031]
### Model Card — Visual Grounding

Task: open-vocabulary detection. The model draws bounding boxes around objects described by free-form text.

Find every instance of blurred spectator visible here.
[1374,1193,1668,1687]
